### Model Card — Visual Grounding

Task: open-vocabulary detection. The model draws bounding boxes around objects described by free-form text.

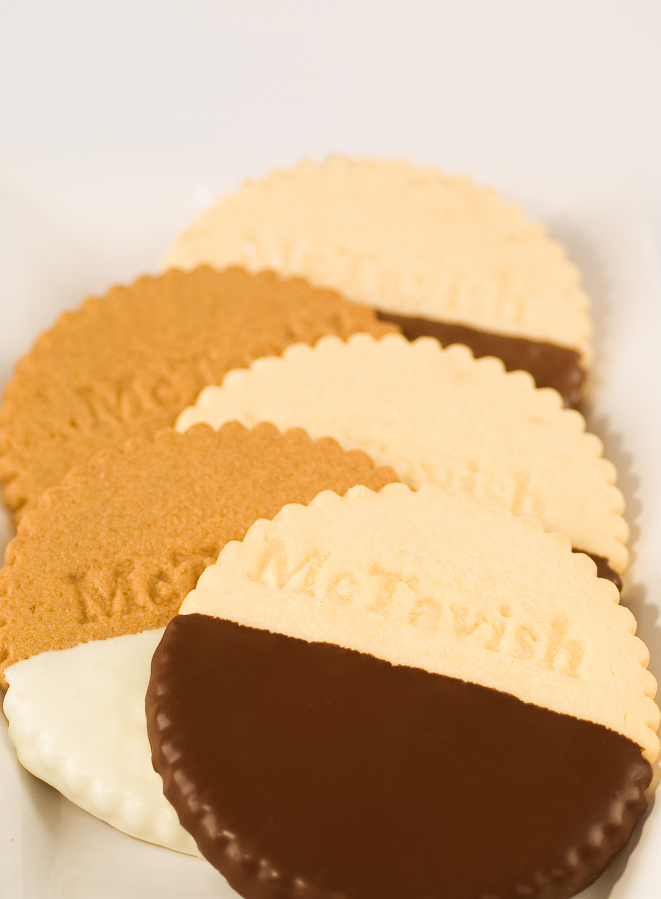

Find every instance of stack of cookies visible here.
[0,159,657,899]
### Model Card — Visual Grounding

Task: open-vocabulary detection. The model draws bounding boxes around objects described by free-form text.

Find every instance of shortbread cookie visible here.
[177,333,628,577]
[162,158,591,405]
[0,265,395,521]
[147,485,658,899]
[0,423,395,848]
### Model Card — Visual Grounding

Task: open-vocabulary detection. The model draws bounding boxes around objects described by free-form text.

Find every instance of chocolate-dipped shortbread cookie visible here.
[162,158,591,405]
[147,484,658,899]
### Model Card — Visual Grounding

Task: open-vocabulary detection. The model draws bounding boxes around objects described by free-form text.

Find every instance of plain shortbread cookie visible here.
[177,333,627,573]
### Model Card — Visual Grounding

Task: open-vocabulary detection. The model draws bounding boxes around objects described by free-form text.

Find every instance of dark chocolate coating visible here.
[148,615,650,899]
[376,311,586,408]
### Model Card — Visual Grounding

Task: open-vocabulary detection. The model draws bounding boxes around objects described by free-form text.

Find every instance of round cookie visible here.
[147,485,659,899]
[0,265,396,521]
[177,333,628,577]
[0,422,397,850]
[161,157,591,405]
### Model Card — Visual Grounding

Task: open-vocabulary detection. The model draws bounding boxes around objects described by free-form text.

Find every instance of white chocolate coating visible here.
[3,629,201,857]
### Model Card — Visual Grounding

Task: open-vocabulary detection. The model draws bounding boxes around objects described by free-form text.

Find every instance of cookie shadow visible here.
[546,217,661,887]
[545,216,661,630]
[0,505,15,561]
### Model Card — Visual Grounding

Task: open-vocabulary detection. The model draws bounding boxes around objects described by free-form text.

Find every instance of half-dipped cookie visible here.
[147,484,658,899]
[177,333,627,582]
[161,157,591,405]
[0,265,396,520]
[1,422,396,852]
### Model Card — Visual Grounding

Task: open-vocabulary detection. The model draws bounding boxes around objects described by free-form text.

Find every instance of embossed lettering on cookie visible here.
[147,484,659,899]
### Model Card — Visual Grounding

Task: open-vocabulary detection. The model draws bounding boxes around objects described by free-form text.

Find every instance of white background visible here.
[1,2,661,897]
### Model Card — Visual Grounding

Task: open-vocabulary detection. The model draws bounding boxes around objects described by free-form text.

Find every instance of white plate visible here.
[1,157,661,899]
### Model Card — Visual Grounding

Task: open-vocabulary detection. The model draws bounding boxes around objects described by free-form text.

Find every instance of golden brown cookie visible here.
[0,265,396,521]
[0,421,397,687]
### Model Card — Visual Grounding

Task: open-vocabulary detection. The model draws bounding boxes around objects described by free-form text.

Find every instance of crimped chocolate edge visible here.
[147,615,651,899]
[377,311,586,408]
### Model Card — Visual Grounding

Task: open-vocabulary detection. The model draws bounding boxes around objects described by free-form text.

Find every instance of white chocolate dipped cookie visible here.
[0,423,397,851]
[146,484,658,899]
[4,628,199,855]
[162,158,591,405]
[177,333,627,580]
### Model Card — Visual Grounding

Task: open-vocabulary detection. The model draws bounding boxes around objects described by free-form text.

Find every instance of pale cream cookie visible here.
[146,484,658,899]
[162,157,591,404]
[177,333,628,576]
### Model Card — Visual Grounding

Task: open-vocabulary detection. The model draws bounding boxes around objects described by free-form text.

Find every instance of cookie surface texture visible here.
[0,265,395,520]
[177,333,628,573]
[147,485,658,899]
[0,421,397,686]
[161,157,591,403]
